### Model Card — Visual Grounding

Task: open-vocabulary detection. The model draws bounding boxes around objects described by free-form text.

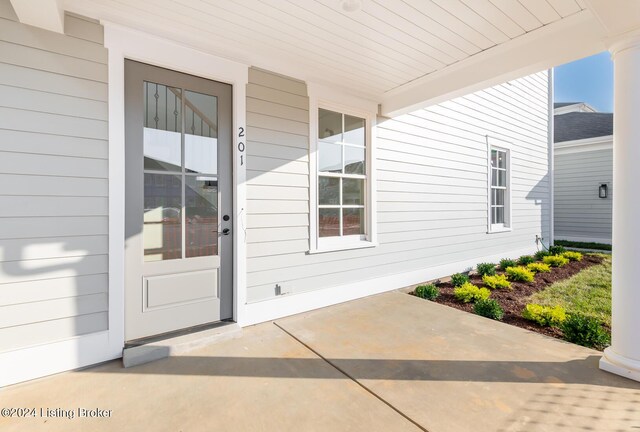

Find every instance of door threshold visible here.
[122,321,242,368]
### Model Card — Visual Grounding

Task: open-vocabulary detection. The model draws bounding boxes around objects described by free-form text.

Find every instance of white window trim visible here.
[486,136,513,234]
[308,83,378,253]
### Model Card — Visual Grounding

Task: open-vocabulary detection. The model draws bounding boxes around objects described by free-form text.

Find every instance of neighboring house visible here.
[1,0,640,386]
[554,102,613,244]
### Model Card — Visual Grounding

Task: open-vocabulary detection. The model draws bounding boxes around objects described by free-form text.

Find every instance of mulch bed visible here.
[413,254,604,341]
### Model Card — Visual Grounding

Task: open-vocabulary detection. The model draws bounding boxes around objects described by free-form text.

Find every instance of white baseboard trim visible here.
[555,235,611,245]
[239,246,534,327]
[0,332,121,388]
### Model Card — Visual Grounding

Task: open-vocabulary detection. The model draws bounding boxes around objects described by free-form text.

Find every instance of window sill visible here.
[487,227,512,234]
[307,241,378,255]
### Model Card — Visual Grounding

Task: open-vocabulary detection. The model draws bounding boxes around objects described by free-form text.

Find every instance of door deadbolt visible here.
[223,215,230,221]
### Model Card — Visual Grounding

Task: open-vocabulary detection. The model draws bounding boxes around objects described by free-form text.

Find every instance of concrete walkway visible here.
[2,291,640,432]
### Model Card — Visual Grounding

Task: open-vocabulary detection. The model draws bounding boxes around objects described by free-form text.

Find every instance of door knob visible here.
[222,228,230,236]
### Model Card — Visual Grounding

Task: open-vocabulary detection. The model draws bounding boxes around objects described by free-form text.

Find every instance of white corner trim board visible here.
[239,246,535,326]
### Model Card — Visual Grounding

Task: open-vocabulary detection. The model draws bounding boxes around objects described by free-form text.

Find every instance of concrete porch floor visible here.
[2,291,640,432]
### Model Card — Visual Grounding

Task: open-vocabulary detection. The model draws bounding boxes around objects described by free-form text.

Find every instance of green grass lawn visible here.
[529,254,612,327]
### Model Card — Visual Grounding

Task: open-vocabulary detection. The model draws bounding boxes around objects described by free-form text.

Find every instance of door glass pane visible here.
[319,108,342,142]
[319,208,340,237]
[143,173,182,261]
[144,82,182,172]
[185,90,218,175]
[344,145,365,175]
[343,178,364,205]
[343,208,364,235]
[185,176,218,258]
[344,114,365,146]
[319,141,342,173]
[319,176,340,205]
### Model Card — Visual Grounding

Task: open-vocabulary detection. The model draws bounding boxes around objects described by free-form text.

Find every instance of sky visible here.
[554,51,613,113]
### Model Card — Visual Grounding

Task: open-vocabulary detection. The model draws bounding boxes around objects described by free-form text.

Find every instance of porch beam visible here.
[9,0,64,34]
[600,31,640,382]
[380,10,605,117]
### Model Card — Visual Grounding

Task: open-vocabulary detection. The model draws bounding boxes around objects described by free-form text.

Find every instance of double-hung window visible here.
[489,147,510,231]
[315,107,372,250]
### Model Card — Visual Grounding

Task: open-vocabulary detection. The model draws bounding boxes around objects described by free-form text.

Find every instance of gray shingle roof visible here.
[554,112,613,143]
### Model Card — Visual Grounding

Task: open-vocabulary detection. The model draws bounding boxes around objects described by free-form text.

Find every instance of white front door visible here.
[124,60,233,341]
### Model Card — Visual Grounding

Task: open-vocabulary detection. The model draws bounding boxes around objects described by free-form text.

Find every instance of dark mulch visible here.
[412,254,604,341]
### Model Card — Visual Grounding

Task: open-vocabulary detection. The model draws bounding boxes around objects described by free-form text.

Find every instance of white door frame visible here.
[104,22,249,354]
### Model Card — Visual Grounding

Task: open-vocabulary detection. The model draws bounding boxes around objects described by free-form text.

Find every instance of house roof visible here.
[554,102,581,108]
[554,112,613,143]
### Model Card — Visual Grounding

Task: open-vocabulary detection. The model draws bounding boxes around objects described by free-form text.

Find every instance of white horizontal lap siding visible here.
[554,148,612,243]
[246,68,549,303]
[0,4,108,353]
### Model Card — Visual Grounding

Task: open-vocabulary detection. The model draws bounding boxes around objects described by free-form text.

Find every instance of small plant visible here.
[543,255,569,267]
[522,304,567,327]
[414,284,439,300]
[482,274,511,290]
[474,299,504,320]
[453,282,491,303]
[505,266,535,282]
[561,314,610,349]
[548,245,567,255]
[534,250,550,261]
[476,263,496,277]
[499,258,517,270]
[517,255,536,266]
[527,262,551,273]
[562,251,583,262]
[450,272,470,287]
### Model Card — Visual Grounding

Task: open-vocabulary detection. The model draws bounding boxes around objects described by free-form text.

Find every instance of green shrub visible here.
[527,262,551,273]
[522,304,567,327]
[450,273,470,287]
[562,251,583,262]
[414,284,439,300]
[517,255,536,266]
[543,255,569,267]
[505,266,535,282]
[453,283,491,303]
[548,245,567,255]
[534,250,551,261]
[474,299,504,320]
[476,263,496,277]
[561,314,610,349]
[482,274,511,290]
[499,258,517,270]
[555,239,611,251]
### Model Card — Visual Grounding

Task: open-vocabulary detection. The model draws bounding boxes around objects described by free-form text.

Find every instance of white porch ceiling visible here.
[59,0,633,115]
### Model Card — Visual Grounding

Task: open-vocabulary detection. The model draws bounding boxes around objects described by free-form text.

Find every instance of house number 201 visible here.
[238,127,245,166]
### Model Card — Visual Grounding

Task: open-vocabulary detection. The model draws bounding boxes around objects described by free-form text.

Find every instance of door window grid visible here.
[143,81,219,261]
[318,108,366,238]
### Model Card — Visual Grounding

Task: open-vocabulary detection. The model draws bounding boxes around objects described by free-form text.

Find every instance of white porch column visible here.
[600,33,640,382]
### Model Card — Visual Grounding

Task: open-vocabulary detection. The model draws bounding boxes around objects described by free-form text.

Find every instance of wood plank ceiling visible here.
[67,0,586,99]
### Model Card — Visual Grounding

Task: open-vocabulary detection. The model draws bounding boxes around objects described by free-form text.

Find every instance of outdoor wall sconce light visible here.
[599,183,608,199]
